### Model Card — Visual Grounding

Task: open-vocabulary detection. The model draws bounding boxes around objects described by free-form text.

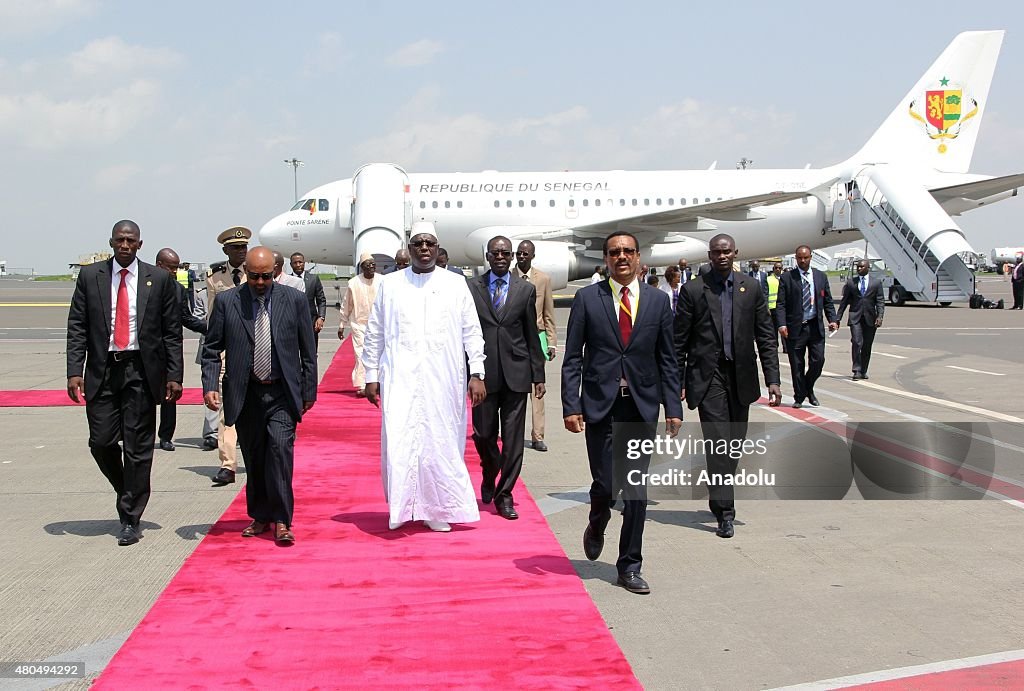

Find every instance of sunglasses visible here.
[247,272,274,280]
[410,239,437,248]
[606,247,638,257]
[488,250,513,258]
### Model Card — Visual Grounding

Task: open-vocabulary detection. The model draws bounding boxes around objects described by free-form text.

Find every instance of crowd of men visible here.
[65,219,882,597]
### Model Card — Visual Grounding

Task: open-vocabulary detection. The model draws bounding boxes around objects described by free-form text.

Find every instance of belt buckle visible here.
[112,350,132,362]
[619,385,631,398]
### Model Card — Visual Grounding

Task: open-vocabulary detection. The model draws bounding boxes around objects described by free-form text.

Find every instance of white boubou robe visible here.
[362,267,485,524]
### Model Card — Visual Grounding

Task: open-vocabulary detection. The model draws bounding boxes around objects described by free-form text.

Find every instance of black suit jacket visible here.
[674,272,780,409]
[66,259,183,402]
[297,271,327,321]
[837,275,885,326]
[175,282,207,335]
[469,271,545,393]
[775,267,837,333]
[562,280,683,423]
[201,283,317,426]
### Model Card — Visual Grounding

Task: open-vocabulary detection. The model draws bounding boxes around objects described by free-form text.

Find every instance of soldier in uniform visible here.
[206,226,251,485]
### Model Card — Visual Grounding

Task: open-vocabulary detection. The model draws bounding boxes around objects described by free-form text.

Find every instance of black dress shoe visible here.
[851,373,862,381]
[583,523,604,561]
[716,519,735,538]
[212,468,236,485]
[159,440,175,451]
[117,523,140,546]
[201,437,218,451]
[792,399,803,409]
[616,572,650,594]
[497,502,519,520]
[532,441,548,452]
[807,395,820,407]
[861,374,869,380]
[480,482,495,505]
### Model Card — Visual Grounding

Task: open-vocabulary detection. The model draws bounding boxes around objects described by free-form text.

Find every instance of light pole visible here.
[284,158,304,202]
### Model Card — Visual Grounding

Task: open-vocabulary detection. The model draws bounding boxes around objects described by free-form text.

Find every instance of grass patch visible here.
[31,275,75,281]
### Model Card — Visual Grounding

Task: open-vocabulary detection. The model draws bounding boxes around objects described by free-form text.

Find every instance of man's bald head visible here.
[155,248,180,275]
[247,247,275,273]
[271,251,285,276]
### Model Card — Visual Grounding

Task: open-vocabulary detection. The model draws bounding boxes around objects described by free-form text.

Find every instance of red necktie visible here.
[114,268,129,349]
[619,286,632,345]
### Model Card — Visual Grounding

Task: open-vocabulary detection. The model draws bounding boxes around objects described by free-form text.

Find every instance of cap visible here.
[358,252,374,265]
[218,226,252,246]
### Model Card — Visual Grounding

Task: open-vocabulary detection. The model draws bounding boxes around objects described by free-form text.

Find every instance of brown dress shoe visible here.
[275,523,295,544]
[241,520,268,537]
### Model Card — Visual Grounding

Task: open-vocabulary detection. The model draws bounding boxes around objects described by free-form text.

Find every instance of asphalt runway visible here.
[2,274,1023,690]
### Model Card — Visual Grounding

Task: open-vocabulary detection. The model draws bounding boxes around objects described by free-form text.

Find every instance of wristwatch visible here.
[470,373,485,381]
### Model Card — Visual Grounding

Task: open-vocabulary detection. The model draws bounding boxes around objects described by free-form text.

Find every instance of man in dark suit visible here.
[154,248,208,451]
[1011,256,1024,310]
[776,245,838,408]
[562,231,682,594]
[675,234,781,538]
[66,220,183,546]
[289,252,328,340]
[202,247,317,544]
[837,259,885,380]
[470,236,546,520]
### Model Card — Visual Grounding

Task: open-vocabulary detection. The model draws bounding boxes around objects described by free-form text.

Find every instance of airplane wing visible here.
[568,190,811,237]
[929,172,1024,203]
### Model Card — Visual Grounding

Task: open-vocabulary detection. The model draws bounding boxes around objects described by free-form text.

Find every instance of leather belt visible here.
[251,377,277,386]
[108,350,139,362]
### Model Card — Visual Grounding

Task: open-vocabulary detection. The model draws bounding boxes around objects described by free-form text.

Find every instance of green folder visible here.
[539,331,551,360]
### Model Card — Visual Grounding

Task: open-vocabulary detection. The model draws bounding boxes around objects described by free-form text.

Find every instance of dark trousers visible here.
[158,399,176,442]
[471,385,528,504]
[584,393,653,575]
[849,320,877,375]
[696,362,750,522]
[787,320,825,400]
[85,355,156,526]
[1012,280,1024,310]
[235,381,297,526]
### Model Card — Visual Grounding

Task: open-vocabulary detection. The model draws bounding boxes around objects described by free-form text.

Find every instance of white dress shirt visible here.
[108,258,139,351]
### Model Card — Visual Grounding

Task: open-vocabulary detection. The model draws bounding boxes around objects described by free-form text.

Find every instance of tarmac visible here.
[1,274,1023,690]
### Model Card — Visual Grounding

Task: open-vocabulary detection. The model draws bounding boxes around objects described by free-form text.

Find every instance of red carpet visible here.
[846,657,1024,689]
[95,341,639,689]
[0,388,206,407]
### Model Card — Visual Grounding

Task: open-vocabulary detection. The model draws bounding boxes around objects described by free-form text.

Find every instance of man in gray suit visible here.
[837,259,885,380]
[202,247,318,544]
[469,236,546,520]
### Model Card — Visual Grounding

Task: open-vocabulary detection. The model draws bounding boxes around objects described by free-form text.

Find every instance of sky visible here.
[1,1,1022,274]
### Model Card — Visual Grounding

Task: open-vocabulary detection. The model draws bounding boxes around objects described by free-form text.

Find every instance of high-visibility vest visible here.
[767,274,780,310]
[176,268,189,289]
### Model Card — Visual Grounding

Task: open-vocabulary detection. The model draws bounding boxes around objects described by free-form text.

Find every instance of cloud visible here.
[69,36,182,76]
[387,39,444,67]
[0,80,160,150]
[94,163,143,191]
[0,0,96,35]
[303,32,348,76]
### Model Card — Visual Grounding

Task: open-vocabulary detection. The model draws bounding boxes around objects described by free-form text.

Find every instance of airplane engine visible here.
[528,240,584,290]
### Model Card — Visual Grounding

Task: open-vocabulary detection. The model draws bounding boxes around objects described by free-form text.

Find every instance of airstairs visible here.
[828,169,975,305]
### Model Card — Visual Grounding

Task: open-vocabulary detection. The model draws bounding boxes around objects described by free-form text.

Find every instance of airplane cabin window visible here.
[680,198,686,205]
[656,198,662,206]
[531,200,537,207]
[419,201,426,209]
[506,200,512,207]
[705,197,710,202]
[582,199,589,207]
[693,198,698,205]
[595,199,601,207]
[495,200,500,208]
[291,199,306,211]
[569,199,575,207]
[319,199,329,211]
[457,201,463,208]
[444,201,450,208]
[519,200,525,207]
[631,199,638,206]
[549,200,555,207]
[432,201,438,208]
[620,199,625,206]
[668,198,675,205]
[644,199,650,206]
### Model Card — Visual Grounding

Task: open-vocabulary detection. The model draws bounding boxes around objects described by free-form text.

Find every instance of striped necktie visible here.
[801,272,813,318]
[253,294,272,380]
[619,287,632,344]
[492,277,507,311]
[860,276,867,296]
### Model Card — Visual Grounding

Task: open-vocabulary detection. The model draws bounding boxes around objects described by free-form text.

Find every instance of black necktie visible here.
[232,268,241,286]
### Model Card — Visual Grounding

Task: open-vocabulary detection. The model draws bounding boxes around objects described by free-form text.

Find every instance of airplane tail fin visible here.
[849,31,1003,173]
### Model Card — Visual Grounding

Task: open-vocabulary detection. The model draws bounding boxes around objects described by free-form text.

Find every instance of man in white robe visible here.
[362,229,487,532]
[339,252,383,394]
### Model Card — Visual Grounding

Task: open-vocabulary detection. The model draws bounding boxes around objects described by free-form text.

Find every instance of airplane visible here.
[259,31,1023,304]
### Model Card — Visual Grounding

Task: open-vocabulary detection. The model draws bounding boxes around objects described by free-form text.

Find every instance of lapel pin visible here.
[146,281,152,286]
[739,286,746,292]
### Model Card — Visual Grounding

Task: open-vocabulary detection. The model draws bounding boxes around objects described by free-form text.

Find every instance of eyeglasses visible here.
[488,250,512,258]
[247,272,274,280]
[606,247,638,257]
[515,251,531,257]
[410,239,437,248]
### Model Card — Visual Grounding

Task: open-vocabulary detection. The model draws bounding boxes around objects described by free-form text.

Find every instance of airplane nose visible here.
[257,213,289,250]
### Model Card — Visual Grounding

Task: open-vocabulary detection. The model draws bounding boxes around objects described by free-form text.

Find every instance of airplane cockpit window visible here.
[319,199,329,211]
[291,199,307,211]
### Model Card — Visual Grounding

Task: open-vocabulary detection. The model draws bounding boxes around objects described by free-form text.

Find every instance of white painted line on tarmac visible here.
[893,327,1024,330]
[956,332,990,336]
[946,365,1005,376]
[766,647,1024,690]
[870,351,907,359]
[887,344,920,350]
[847,376,1024,423]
